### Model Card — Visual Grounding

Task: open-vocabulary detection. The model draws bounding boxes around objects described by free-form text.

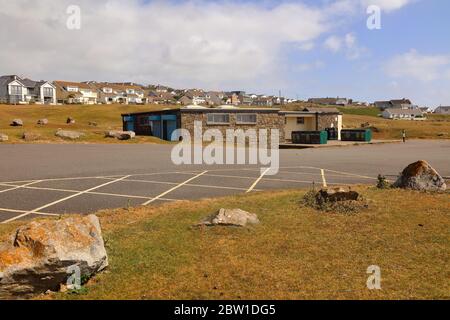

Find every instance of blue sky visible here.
[0,0,449,107]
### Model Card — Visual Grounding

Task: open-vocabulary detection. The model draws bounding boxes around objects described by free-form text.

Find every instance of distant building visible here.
[382,108,425,120]
[0,75,56,104]
[308,97,352,106]
[121,106,343,143]
[375,99,415,111]
[54,81,98,104]
[434,106,450,114]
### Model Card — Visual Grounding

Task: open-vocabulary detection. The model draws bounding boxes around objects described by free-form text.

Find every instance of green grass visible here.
[0,104,175,144]
[338,107,381,117]
[1,186,446,300]
[343,114,450,140]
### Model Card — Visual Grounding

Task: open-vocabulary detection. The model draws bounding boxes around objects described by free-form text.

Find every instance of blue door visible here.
[123,116,135,132]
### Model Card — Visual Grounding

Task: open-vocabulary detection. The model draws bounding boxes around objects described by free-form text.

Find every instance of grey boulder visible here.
[198,208,260,227]
[55,130,85,140]
[0,215,108,300]
[106,130,136,141]
[394,160,446,192]
[22,132,41,141]
[11,119,23,127]
[37,119,48,125]
[0,134,8,142]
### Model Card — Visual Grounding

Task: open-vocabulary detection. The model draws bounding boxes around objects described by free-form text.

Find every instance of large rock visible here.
[394,160,446,192]
[0,134,8,142]
[0,215,108,299]
[55,130,84,140]
[198,208,260,227]
[106,130,136,141]
[22,132,41,141]
[11,119,23,127]
[37,119,48,125]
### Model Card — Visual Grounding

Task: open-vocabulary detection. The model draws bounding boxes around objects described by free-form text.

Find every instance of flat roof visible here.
[122,107,281,117]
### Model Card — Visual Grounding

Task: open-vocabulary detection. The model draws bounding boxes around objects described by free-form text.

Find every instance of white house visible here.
[54,81,98,104]
[382,108,425,120]
[434,106,450,114]
[0,75,56,104]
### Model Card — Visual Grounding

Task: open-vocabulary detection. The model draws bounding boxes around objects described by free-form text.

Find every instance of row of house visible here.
[0,75,298,107]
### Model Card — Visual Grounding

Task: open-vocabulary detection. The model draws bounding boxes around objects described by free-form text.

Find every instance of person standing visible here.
[402,130,407,143]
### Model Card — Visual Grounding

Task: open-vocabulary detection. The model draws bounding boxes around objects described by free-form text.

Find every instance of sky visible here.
[0,0,449,107]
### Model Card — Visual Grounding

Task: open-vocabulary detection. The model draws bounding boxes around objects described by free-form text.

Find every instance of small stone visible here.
[105,130,136,141]
[11,119,23,127]
[197,208,260,227]
[66,117,75,124]
[0,134,8,142]
[37,119,48,125]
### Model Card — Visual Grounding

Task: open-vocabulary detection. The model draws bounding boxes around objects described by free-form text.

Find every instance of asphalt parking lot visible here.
[0,166,377,223]
[0,140,448,223]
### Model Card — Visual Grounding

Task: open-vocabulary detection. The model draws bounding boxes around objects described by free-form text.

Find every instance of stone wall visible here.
[181,112,285,144]
[317,114,340,131]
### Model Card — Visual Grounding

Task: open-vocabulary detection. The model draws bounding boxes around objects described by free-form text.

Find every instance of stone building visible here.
[122,106,342,143]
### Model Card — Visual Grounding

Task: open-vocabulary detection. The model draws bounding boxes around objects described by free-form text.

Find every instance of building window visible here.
[10,85,22,95]
[297,117,305,124]
[43,87,53,97]
[236,114,257,124]
[207,113,230,125]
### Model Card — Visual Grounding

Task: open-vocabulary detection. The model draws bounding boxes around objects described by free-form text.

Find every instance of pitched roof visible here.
[391,99,412,105]
[384,108,422,115]
[302,107,340,113]
[54,81,92,90]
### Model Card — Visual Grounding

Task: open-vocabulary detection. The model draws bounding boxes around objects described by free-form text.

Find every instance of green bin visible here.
[341,129,372,142]
[292,131,328,144]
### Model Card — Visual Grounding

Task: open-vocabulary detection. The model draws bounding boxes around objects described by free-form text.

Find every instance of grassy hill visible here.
[0,104,172,143]
[1,186,447,300]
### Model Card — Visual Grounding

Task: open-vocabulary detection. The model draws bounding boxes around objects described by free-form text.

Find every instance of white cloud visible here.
[323,33,366,59]
[360,0,413,12]
[0,0,332,90]
[324,36,343,52]
[385,50,450,81]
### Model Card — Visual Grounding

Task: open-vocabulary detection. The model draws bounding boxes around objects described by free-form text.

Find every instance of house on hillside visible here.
[382,108,425,120]
[375,99,415,111]
[434,106,450,114]
[308,97,352,106]
[88,83,147,104]
[0,75,56,104]
[54,81,98,104]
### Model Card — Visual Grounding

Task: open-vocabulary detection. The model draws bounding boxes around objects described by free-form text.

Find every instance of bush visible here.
[376,174,390,189]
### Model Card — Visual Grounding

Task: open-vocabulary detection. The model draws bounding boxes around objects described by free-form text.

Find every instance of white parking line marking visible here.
[1,175,131,224]
[246,168,271,193]
[321,169,328,188]
[0,180,43,194]
[0,207,60,217]
[142,171,208,206]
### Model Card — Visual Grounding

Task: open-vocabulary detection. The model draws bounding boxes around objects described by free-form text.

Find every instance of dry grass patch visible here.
[0,104,176,144]
[344,115,450,140]
[3,186,442,300]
